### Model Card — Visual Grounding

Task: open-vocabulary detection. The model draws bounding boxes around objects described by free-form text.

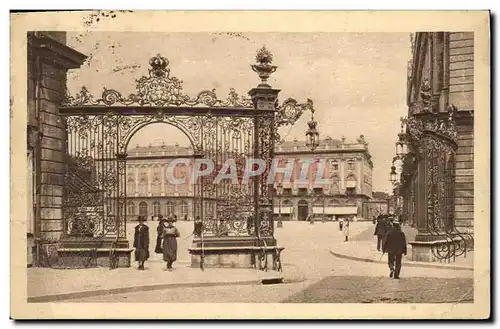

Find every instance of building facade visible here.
[396,32,474,262]
[27,32,87,266]
[125,135,374,222]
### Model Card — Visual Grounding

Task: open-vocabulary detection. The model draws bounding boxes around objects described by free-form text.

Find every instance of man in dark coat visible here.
[193,215,203,238]
[382,220,407,279]
[133,216,150,270]
[374,216,387,251]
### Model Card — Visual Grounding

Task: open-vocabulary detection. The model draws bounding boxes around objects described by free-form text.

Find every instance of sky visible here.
[67,32,411,193]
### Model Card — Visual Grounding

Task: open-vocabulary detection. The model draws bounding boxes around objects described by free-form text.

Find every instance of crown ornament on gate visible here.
[63,54,254,108]
[148,54,169,78]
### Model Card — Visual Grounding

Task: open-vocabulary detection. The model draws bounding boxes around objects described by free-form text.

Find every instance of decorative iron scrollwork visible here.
[405,104,458,148]
[64,54,253,108]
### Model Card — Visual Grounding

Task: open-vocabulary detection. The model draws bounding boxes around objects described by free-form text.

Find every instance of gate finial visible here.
[149,54,169,78]
[251,45,277,87]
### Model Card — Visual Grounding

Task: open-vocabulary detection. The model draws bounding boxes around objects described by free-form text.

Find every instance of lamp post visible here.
[276,182,283,228]
[306,108,319,152]
[389,163,397,185]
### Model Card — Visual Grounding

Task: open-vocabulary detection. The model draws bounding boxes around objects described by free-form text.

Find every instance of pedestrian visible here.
[193,215,203,238]
[343,218,350,242]
[162,215,180,270]
[133,216,150,270]
[339,217,344,231]
[184,214,188,221]
[382,220,407,279]
[155,215,165,254]
[374,216,387,251]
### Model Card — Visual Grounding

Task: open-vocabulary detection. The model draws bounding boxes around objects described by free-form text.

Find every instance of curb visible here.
[330,250,473,271]
[28,279,261,303]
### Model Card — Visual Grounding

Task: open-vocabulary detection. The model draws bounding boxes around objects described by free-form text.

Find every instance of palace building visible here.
[124,135,374,221]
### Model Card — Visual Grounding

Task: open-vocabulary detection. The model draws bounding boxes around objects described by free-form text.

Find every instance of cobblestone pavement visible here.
[61,221,474,303]
[284,276,474,303]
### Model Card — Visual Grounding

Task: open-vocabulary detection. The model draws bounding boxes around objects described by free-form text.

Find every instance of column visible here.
[161,164,165,196]
[357,157,362,194]
[28,32,86,244]
[135,166,139,196]
[148,165,152,195]
[340,157,345,193]
[249,86,280,240]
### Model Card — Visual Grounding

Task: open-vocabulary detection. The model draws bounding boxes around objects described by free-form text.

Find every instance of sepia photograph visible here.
[10,10,490,319]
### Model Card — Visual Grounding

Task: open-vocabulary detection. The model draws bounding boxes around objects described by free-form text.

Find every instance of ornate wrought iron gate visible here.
[60,49,313,250]
[405,105,474,261]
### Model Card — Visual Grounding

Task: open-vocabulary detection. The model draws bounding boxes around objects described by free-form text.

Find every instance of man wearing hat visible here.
[133,216,150,270]
[382,219,407,279]
[374,215,388,251]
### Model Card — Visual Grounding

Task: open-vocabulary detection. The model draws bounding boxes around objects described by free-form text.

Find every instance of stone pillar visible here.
[249,86,280,242]
[28,32,86,251]
[340,158,345,193]
[135,166,139,196]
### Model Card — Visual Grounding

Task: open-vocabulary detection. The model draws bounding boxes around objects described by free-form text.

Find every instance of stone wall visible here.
[454,121,474,232]
[27,32,86,263]
[448,32,474,233]
[448,32,474,110]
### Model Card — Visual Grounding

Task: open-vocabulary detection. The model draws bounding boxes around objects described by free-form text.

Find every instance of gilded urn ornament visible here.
[251,45,278,86]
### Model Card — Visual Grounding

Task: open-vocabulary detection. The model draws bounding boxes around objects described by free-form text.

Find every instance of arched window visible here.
[165,201,175,216]
[127,173,135,195]
[331,182,340,194]
[330,159,339,172]
[152,171,161,195]
[347,159,356,171]
[139,201,148,217]
[139,171,148,196]
[127,201,135,216]
[153,201,161,216]
[179,201,188,219]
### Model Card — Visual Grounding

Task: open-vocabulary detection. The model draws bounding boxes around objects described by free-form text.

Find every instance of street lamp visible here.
[389,165,397,185]
[306,110,319,152]
[396,133,409,158]
[276,182,283,228]
[396,117,409,158]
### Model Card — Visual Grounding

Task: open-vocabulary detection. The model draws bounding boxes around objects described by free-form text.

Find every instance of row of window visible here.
[127,201,189,218]
[126,183,189,195]
[278,199,358,207]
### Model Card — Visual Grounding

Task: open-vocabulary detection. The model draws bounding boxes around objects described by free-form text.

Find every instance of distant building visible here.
[124,135,374,221]
[362,191,390,220]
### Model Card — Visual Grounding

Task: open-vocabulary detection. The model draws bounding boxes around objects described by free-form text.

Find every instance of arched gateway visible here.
[58,47,315,269]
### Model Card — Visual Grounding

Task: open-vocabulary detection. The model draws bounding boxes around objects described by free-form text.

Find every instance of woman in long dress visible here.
[162,216,180,270]
[155,215,165,254]
[133,216,149,270]
[343,218,350,242]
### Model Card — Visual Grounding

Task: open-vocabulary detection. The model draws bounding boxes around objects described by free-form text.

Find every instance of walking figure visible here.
[133,216,149,270]
[193,215,203,238]
[339,217,344,231]
[162,216,180,271]
[382,220,407,279]
[374,215,387,251]
[343,218,350,242]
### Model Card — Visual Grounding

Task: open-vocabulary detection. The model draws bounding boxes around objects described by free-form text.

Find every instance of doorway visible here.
[297,200,309,221]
